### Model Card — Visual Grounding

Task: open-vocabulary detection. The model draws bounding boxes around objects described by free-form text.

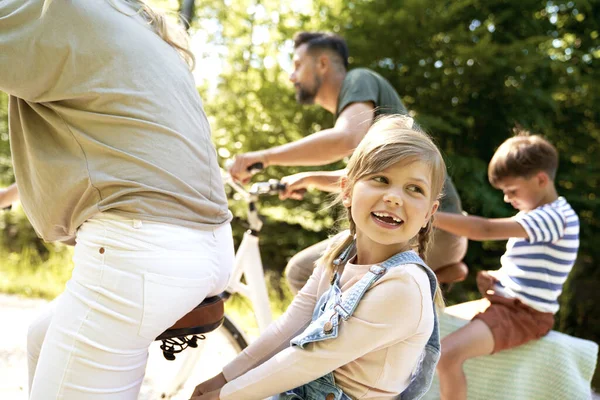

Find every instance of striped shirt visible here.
[493,197,579,313]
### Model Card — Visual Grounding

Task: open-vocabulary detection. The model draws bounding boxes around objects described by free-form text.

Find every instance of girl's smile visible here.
[344,160,439,264]
[371,211,404,228]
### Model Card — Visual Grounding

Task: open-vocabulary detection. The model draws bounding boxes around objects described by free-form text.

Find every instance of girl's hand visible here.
[476,270,498,296]
[190,389,221,400]
[190,373,226,398]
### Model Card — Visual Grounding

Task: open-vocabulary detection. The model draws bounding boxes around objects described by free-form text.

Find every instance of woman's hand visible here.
[190,373,227,398]
[190,389,221,400]
[476,270,498,296]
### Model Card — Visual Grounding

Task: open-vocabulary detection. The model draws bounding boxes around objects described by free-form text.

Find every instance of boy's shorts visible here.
[473,294,554,354]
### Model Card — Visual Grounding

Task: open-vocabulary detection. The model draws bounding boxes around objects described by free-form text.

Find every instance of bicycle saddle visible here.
[156,294,225,341]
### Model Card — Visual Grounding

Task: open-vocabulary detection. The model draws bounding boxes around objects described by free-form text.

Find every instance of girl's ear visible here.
[423,200,439,227]
[341,177,352,207]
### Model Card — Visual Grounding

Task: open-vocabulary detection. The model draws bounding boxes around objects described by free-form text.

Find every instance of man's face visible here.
[289,43,322,104]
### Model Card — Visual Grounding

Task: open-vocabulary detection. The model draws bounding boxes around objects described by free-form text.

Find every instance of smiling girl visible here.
[191,116,447,400]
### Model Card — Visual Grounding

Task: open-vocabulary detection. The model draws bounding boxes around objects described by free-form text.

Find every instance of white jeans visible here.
[27,214,234,399]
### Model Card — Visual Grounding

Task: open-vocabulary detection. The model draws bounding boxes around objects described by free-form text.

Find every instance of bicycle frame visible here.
[222,171,274,333]
[157,171,278,398]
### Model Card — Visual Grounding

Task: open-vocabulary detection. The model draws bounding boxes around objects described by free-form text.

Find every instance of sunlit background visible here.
[0,0,598,393]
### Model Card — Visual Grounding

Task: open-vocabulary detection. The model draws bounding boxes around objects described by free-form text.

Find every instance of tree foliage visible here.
[186,0,600,384]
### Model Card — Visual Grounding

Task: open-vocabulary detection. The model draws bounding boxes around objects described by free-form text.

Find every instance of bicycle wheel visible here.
[140,315,248,400]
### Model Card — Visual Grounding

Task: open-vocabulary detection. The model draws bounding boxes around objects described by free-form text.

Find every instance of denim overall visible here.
[274,244,440,400]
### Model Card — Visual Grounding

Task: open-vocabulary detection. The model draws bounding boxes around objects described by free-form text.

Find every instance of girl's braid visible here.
[417,218,434,262]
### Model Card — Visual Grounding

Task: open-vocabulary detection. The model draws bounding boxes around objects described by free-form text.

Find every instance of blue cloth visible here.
[272,373,351,400]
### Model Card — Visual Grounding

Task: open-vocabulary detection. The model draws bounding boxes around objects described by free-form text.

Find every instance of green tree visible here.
[189,0,348,271]
[326,0,600,384]
[187,0,600,384]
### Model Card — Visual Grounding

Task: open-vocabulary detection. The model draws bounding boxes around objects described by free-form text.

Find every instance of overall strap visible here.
[333,250,432,320]
[330,238,356,286]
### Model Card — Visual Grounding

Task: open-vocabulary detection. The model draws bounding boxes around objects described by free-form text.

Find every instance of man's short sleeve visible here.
[336,69,380,116]
[513,207,566,243]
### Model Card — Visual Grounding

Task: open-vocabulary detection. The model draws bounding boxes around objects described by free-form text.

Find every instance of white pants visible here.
[27,214,234,399]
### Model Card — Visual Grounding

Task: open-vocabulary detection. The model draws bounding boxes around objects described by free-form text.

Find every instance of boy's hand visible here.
[190,373,226,398]
[476,270,499,296]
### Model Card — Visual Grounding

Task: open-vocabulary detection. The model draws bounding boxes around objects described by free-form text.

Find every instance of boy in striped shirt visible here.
[433,133,580,400]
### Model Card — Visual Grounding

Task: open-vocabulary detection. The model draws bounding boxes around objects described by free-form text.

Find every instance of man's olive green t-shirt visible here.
[0,0,231,242]
[336,68,407,120]
[335,68,462,213]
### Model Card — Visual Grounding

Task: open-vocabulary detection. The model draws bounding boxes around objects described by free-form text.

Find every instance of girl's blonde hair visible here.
[41,0,195,69]
[321,115,447,309]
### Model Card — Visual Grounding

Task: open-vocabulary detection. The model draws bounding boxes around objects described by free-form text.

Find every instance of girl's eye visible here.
[372,176,389,184]
[408,185,424,194]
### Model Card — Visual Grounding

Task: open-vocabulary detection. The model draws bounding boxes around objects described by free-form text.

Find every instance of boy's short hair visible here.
[488,132,559,187]
[293,31,349,70]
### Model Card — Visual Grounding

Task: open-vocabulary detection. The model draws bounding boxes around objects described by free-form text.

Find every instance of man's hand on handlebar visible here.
[228,151,268,183]
[279,173,311,200]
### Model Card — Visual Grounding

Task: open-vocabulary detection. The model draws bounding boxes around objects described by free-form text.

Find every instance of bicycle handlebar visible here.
[222,160,306,199]
[249,180,286,196]
[246,162,264,175]
[223,160,264,175]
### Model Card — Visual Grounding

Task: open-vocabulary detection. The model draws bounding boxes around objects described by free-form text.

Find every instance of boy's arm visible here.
[434,212,528,241]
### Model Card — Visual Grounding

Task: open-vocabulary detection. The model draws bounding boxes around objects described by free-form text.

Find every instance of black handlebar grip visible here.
[247,162,264,174]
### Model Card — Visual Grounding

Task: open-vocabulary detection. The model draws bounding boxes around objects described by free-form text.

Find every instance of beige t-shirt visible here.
[220,257,434,400]
[0,0,231,242]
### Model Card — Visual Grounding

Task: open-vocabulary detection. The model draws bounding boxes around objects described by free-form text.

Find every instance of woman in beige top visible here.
[1,0,234,398]
[191,116,446,400]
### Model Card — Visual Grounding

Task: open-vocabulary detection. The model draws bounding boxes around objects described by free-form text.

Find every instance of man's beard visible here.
[295,76,321,105]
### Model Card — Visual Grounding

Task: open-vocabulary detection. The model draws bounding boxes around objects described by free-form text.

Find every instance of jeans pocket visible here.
[138,272,214,340]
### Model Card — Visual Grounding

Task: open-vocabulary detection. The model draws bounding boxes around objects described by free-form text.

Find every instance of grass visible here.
[224,270,294,339]
[0,245,74,300]
[0,247,294,338]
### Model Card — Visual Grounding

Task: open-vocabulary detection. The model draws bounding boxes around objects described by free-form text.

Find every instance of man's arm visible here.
[228,102,374,182]
[433,211,528,241]
[0,183,19,209]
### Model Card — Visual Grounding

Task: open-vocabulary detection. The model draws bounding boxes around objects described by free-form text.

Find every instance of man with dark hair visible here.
[229,32,403,182]
[229,31,468,292]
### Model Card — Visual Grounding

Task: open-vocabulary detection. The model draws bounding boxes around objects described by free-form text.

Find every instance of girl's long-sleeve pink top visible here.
[220,257,435,400]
